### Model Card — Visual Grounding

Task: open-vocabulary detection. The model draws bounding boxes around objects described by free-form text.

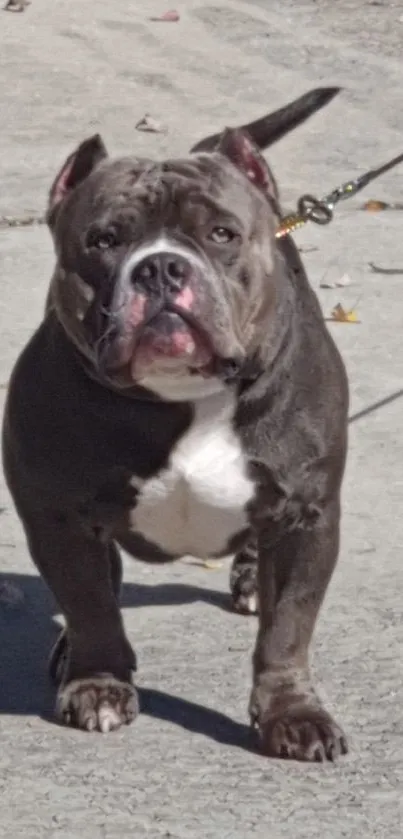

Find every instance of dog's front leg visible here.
[250,499,348,761]
[23,512,138,732]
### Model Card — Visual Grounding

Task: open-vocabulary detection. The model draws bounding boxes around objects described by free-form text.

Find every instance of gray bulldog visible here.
[2,87,349,761]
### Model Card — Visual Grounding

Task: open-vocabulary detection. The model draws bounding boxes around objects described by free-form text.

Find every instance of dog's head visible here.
[47,87,339,400]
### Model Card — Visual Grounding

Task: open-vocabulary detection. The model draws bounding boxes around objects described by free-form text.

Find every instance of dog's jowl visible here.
[2,87,349,761]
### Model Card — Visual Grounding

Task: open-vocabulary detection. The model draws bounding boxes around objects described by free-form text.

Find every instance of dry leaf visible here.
[4,0,30,10]
[202,560,223,570]
[337,273,352,288]
[320,272,352,289]
[328,303,360,324]
[362,199,403,212]
[362,199,389,212]
[135,114,165,134]
[150,9,180,22]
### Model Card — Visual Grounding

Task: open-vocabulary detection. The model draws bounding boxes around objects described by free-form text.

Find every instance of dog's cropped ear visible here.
[47,134,108,226]
[217,128,278,199]
[191,87,340,153]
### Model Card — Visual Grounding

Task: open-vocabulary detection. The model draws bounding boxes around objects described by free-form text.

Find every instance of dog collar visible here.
[276,149,403,238]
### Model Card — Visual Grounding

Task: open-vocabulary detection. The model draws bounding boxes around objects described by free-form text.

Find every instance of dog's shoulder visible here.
[4,315,64,435]
[235,237,348,508]
[3,315,87,496]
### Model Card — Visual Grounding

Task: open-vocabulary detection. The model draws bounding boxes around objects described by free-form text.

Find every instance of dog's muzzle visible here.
[92,244,247,386]
[129,250,211,372]
[95,246,212,378]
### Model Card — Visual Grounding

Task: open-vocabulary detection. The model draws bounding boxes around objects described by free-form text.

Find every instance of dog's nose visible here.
[131,252,191,294]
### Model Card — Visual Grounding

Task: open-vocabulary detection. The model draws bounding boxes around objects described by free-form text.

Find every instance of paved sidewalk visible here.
[1,1,402,837]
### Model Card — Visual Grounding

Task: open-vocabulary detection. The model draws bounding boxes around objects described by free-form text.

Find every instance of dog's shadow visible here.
[0,572,253,752]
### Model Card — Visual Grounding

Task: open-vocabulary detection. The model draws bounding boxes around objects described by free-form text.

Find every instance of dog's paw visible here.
[56,676,139,733]
[254,702,348,762]
[230,562,259,615]
[230,542,259,615]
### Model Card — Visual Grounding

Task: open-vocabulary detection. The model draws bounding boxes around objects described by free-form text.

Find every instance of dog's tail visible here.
[191,87,340,153]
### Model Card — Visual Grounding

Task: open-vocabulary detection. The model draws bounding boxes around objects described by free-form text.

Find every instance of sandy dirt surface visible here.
[1,1,403,836]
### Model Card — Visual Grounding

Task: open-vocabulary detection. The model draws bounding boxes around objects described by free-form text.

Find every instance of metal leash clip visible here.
[276,150,403,239]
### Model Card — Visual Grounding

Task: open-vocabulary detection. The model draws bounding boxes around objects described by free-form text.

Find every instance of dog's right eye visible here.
[86,228,119,250]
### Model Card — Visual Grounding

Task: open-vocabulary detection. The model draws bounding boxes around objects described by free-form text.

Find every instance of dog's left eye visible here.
[86,228,119,250]
[209,226,236,244]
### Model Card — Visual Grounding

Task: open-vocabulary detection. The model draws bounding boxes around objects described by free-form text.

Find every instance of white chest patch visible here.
[132,390,255,558]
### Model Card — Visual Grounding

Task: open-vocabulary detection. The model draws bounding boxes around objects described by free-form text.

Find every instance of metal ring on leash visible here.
[297,195,333,225]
